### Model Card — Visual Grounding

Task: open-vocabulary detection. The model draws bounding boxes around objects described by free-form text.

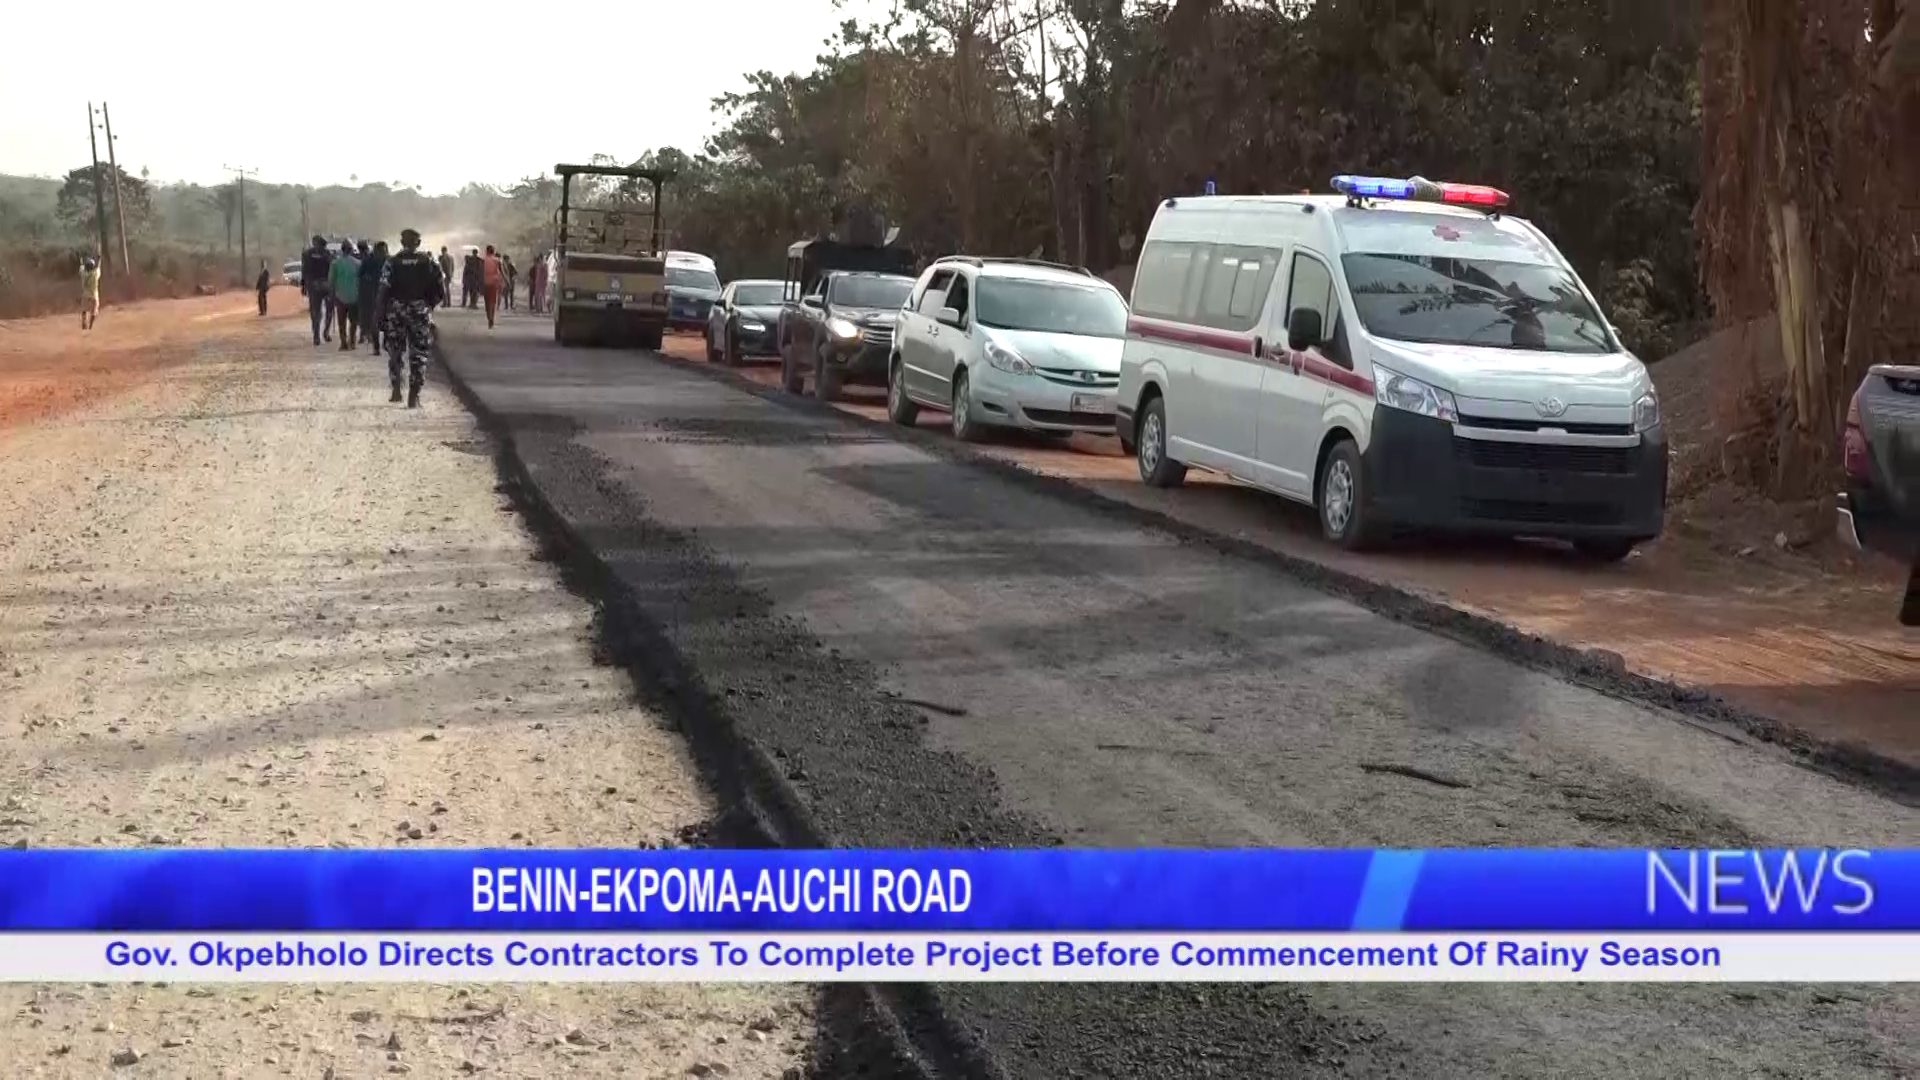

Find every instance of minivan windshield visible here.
[732,283,782,306]
[977,278,1129,337]
[1340,253,1614,353]
[666,267,721,291]
[830,275,914,309]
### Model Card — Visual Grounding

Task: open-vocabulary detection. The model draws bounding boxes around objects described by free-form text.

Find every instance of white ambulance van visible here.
[1114,176,1665,560]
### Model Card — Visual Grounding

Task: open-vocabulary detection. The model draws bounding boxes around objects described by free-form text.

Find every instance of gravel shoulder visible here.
[442,314,1917,1079]
[0,308,808,1078]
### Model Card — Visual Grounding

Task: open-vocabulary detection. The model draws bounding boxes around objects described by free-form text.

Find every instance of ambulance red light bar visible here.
[1331,175,1511,211]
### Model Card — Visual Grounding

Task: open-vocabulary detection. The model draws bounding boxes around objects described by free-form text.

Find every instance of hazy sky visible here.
[0,0,878,193]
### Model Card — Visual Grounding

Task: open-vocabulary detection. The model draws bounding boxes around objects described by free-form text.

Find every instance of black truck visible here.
[776,239,918,401]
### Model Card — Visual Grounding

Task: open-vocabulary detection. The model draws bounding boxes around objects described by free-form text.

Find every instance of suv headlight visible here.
[1633,388,1660,432]
[740,318,766,332]
[984,340,1033,375]
[827,316,860,340]
[1373,365,1458,421]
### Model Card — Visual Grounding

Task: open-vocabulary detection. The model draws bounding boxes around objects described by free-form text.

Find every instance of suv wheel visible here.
[814,344,843,402]
[722,326,740,367]
[705,324,721,363]
[887,355,919,425]
[1136,396,1186,487]
[1572,538,1637,563]
[1317,438,1379,549]
[781,340,805,394]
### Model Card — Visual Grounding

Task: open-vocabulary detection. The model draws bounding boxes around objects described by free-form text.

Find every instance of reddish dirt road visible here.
[665,333,1919,772]
[0,288,306,430]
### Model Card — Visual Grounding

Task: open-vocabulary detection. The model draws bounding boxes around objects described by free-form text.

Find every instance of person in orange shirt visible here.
[481,245,503,328]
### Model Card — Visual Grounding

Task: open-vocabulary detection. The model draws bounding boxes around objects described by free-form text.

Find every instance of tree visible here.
[55,164,153,240]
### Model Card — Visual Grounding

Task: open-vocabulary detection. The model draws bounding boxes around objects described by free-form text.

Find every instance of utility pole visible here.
[85,102,111,272]
[100,103,131,275]
[224,164,258,282]
[298,188,310,243]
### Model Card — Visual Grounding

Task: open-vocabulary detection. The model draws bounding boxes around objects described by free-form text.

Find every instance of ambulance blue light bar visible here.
[1331,175,1511,210]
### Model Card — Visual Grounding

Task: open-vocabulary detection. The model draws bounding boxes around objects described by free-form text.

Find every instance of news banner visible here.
[0,849,1912,982]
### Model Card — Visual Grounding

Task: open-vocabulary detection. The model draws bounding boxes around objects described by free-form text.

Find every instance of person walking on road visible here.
[255,259,272,316]
[358,240,386,356]
[462,248,482,309]
[329,241,362,349]
[437,246,455,308]
[300,235,334,346]
[528,251,546,314]
[502,254,517,312]
[379,228,444,408]
[480,244,503,328]
[79,255,102,331]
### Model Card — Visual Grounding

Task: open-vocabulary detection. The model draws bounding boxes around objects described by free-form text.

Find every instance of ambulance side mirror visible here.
[1287,308,1323,353]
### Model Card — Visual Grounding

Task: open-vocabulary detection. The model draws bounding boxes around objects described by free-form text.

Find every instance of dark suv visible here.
[775,239,917,401]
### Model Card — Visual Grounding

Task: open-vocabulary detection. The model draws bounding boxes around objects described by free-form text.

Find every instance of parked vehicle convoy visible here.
[1115,175,1666,560]
[550,162,673,350]
[282,259,303,287]
[1837,363,1920,624]
[705,278,784,365]
[889,256,1130,440]
[776,238,918,401]
[666,250,722,332]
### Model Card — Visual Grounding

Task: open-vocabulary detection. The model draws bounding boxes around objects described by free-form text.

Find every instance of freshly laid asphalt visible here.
[437,311,1918,1079]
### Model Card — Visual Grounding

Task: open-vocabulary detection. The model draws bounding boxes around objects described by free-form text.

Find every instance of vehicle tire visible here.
[814,344,843,402]
[1135,395,1186,488]
[705,325,721,363]
[1572,538,1637,563]
[1317,438,1380,550]
[887,354,919,426]
[781,341,806,394]
[639,326,664,351]
[722,326,741,367]
[952,368,984,442]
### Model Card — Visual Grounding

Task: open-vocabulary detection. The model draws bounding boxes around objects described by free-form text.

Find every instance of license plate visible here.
[1070,392,1113,415]
[595,292,623,302]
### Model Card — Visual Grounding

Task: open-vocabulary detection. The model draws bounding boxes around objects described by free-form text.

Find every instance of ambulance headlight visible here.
[1373,365,1459,422]
[1634,388,1660,433]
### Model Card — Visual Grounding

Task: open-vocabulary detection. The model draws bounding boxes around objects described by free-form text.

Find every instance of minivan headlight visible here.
[984,340,1033,375]
[1634,388,1660,432]
[1373,365,1459,422]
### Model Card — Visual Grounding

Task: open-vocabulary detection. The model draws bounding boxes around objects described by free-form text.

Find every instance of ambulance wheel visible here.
[1317,438,1380,550]
[1135,395,1186,488]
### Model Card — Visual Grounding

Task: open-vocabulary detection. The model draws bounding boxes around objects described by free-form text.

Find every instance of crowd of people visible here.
[265,234,555,410]
[452,245,552,327]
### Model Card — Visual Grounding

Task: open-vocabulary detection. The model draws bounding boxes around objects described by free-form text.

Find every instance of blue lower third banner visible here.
[0,848,1910,932]
[0,849,1912,982]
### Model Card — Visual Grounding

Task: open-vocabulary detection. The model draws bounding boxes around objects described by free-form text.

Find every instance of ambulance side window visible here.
[1285,252,1339,362]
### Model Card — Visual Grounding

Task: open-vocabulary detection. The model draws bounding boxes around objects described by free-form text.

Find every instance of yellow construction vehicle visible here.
[550,163,675,349]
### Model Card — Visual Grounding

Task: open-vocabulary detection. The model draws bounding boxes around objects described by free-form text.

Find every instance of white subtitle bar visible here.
[0,933,1914,982]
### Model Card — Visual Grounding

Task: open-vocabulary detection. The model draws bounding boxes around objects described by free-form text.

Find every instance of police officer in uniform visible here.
[379,228,445,407]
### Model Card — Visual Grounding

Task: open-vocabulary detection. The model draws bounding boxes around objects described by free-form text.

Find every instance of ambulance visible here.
[1114,175,1666,560]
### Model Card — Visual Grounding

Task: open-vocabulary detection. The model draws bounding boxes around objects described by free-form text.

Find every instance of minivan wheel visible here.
[1318,439,1379,549]
[887,355,919,425]
[1136,396,1186,488]
[952,369,983,442]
